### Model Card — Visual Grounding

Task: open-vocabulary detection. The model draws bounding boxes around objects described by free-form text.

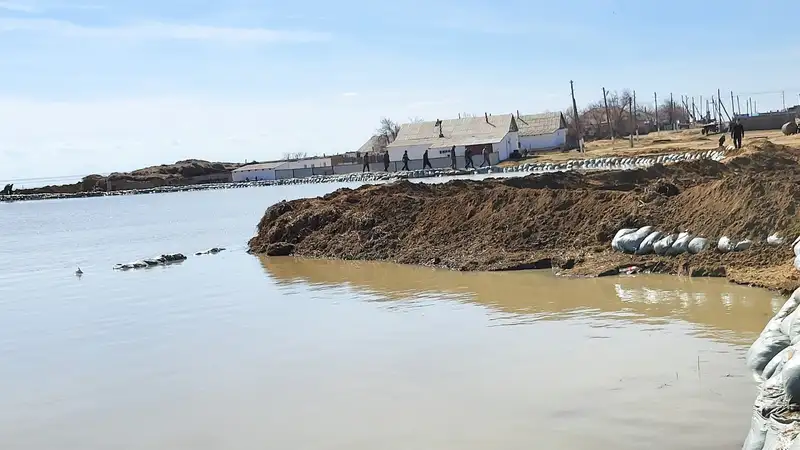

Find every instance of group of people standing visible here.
[362,145,494,172]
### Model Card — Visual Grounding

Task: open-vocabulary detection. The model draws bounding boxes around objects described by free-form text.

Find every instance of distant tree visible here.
[377,117,401,144]
[408,116,425,123]
[282,151,308,160]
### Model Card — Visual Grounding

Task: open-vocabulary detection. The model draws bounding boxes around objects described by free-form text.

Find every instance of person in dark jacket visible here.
[731,119,745,149]
[422,149,433,169]
[480,145,491,167]
[464,148,474,169]
[401,150,410,171]
[362,154,370,172]
[383,152,390,171]
[450,146,456,169]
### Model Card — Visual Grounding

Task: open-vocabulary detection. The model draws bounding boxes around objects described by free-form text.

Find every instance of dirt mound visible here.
[248,142,800,293]
[17,160,240,195]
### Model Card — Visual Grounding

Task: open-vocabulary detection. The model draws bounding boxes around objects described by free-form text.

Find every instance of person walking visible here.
[401,150,410,171]
[422,149,433,169]
[383,152,390,171]
[450,146,457,169]
[480,145,491,167]
[731,119,745,149]
[362,154,370,172]
[464,148,474,169]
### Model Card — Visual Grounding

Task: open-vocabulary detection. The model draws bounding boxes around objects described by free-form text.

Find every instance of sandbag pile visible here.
[792,237,800,272]
[743,287,800,450]
[611,227,711,256]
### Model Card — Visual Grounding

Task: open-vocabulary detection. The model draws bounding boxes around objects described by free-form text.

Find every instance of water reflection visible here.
[260,256,779,346]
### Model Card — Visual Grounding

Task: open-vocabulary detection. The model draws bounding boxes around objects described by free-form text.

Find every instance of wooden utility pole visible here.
[654,92,659,132]
[629,97,634,148]
[737,96,741,116]
[669,92,674,129]
[730,91,736,117]
[570,80,583,152]
[602,87,614,142]
[699,95,703,118]
[783,91,786,111]
[633,90,638,138]
[717,89,723,123]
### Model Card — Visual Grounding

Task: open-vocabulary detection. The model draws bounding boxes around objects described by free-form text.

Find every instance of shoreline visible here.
[246,140,800,296]
[1,149,722,203]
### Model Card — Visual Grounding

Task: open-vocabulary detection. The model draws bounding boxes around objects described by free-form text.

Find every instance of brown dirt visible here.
[248,140,800,294]
[16,159,240,195]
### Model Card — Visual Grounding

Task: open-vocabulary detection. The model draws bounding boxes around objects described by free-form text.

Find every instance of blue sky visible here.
[0,0,798,179]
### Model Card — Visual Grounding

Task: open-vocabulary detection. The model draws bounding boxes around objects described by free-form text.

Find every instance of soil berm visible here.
[248,140,800,294]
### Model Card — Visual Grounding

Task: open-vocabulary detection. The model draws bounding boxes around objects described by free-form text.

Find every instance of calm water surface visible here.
[0,183,781,449]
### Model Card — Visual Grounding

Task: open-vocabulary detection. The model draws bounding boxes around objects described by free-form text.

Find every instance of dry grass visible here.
[500,129,800,166]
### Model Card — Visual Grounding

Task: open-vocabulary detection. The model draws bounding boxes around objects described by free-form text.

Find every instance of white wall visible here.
[491,132,519,161]
[388,144,430,162]
[284,157,333,169]
[232,168,276,182]
[519,129,567,151]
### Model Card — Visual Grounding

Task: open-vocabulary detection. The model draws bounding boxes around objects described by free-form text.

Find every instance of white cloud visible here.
[0,1,37,12]
[0,18,332,43]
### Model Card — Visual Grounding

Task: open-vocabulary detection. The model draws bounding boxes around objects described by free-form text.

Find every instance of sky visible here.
[0,0,798,179]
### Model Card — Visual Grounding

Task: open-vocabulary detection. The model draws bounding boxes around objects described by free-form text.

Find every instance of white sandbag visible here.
[718,236,734,253]
[687,237,710,254]
[774,288,800,323]
[747,329,792,379]
[611,228,636,252]
[794,255,800,272]
[781,356,800,406]
[616,226,655,254]
[742,411,768,450]
[768,234,786,246]
[781,310,800,345]
[666,232,693,256]
[735,239,754,252]
[763,347,795,382]
[635,231,663,255]
[793,236,800,257]
[653,234,677,255]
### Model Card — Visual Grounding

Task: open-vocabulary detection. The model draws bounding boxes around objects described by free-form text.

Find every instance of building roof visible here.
[356,134,389,154]
[516,112,566,137]
[232,161,287,172]
[387,114,518,149]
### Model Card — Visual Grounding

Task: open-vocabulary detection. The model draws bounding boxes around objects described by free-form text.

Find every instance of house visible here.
[283,156,333,170]
[516,112,568,151]
[231,161,288,182]
[386,113,519,163]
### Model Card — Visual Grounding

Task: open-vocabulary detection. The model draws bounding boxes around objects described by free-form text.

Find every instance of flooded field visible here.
[0,183,779,449]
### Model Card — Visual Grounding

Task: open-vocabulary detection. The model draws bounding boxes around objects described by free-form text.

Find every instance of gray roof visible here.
[356,134,389,154]
[516,112,566,137]
[387,114,518,149]
[232,161,287,172]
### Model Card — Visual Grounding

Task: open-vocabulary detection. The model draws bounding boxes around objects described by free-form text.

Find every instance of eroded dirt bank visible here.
[248,140,800,293]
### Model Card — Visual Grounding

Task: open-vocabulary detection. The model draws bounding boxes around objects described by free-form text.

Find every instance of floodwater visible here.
[0,182,782,450]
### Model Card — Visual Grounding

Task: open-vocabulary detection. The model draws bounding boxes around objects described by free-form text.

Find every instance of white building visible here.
[283,157,333,170]
[231,161,287,182]
[516,112,568,152]
[386,114,520,163]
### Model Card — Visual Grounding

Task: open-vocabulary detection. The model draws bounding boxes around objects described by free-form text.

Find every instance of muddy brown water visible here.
[0,184,782,449]
[262,257,780,450]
